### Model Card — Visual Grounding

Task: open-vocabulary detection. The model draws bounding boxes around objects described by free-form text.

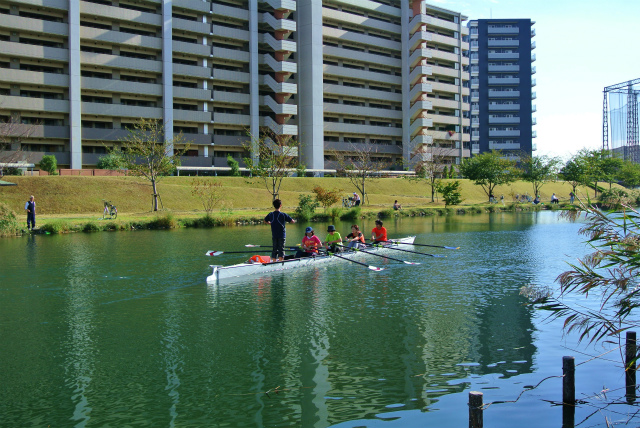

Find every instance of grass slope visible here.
[0,175,600,218]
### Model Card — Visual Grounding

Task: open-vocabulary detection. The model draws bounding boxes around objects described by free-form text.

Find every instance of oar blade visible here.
[368,266,385,271]
[444,246,460,250]
[403,261,421,265]
[245,244,260,247]
[206,251,223,257]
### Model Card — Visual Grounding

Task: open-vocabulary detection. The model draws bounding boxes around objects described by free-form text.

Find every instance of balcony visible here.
[531,41,536,50]
[488,40,519,47]
[532,91,537,100]
[471,118,479,127]
[488,52,519,60]
[532,104,537,112]
[489,116,520,124]
[470,41,479,51]
[471,143,479,154]
[532,130,537,138]
[489,142,520,150]
[488,90,520,98]
[488,77,520,85]
[489,64,519,72]
[532,117,537,125]
[470,66,479,76]
[471,132,479,141]
[532,142,537,151]
[471,79,479,89]
[489,103,520,111]
[489,129,520,137]
[531,78,537,87]
[531,28,536,37]
[531,66,536,74]
[531,53,536,62]
[487,26,519,34]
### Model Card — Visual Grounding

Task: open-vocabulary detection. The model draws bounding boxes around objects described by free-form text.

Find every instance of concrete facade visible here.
[0,0,469,169]
[468,18,537,160]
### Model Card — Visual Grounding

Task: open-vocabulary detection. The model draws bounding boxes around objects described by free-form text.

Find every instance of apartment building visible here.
[468,19,536,160]
[0,0,469,170]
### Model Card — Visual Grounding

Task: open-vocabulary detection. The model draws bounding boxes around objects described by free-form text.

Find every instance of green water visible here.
[0,212,631,427]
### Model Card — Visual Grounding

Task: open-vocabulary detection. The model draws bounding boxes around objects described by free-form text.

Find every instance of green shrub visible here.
[295,162,307,177]
[329,207,342,220]
[378,209,395,219]
[96,154,122,170]
[191,215,219,228]
[83,222,100,232]
[0,203,20,236]
[227,155,240,176]
[340,206,361,221]
[41,220,70,234]
[294,194,319,221]
[148,213,178,229]
[3,167,22,176]
[39,155,58,175]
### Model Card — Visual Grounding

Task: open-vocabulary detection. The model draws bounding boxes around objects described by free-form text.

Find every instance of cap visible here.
[305,226,313,233]
[327,225,336,232]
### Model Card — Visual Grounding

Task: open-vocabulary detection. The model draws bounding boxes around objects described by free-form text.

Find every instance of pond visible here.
[0,212,634,427]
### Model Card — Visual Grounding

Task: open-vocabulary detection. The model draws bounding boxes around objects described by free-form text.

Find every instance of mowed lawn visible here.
[0,175,598,218]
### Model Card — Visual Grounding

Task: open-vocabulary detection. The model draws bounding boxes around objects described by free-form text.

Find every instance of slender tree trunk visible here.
[152,178,158,211]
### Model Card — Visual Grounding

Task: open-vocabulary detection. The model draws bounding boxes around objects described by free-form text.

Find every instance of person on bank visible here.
[24,195,36,230]
[295,226,322,258]
[393,200,402,210]
[346,224,366,249]
[352,192,361,206]
[325,225,342,253]
[533,195,541,204]
[371,219,388,244]
[569,191,575,204]
[264,199,295,262]
[551,193,559,204]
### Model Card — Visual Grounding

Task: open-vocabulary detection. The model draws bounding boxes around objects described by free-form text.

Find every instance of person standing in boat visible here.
[295,226,322,258]
[371,219,388,244]
[346,224,366,249]
[264,199,295,262]
[324,225,342,253]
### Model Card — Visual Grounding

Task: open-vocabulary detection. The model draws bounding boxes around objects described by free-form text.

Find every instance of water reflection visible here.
[0,213,592,427]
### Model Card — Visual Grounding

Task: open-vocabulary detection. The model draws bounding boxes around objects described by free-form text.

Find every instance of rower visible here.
[295,226,322,258]
[371,219,388,244]
[325,225,342,253]
[346,224,366,249]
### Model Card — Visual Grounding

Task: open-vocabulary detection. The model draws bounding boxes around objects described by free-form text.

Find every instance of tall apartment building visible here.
[468,19,536,160]
[0,0,469,170]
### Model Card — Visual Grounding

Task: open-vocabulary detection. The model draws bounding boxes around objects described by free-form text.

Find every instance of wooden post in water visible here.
[562,356,575,428]
[562,356,575,404]
[626,331,637,403]
[469,391,483,428]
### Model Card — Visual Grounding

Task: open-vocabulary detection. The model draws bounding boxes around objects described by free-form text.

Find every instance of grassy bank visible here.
[0,175,597,236]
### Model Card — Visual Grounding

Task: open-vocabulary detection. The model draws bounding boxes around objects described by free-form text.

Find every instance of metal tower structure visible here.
[603,78,640,162]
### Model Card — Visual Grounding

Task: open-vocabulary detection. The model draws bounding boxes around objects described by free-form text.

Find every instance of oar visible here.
[367,243,446,258]
[337,244,420,265]
[206,250,272,256]
[328,251,385,271]
[384,241,459,250]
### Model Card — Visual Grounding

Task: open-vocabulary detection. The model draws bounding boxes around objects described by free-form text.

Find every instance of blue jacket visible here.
[265,210,293,239]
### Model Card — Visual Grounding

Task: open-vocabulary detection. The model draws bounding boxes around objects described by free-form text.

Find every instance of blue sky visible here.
[436,0,640,159]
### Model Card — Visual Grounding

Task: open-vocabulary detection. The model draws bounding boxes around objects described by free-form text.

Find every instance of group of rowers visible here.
[258,198,388,264]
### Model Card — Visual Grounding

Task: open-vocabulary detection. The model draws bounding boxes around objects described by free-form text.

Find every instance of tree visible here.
[191,178,223,216]
[0,113,35,177]
[111,118,188,211]
[436,180,462,206]
[581,149,621,196]
[96,153,123,170]
[244,129,298,201]
[312,186,342,211]
[519,155,562,197]
[226,155,240,176]
[331,142,391,206]
[39,155,58,175]
[617,160,640,188]
[410,145,458,202]
[599,152,624,189]
[561,155,588,195]
[459,150,517,202]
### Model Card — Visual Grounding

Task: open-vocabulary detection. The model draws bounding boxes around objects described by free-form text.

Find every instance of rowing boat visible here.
[206,236,416,283]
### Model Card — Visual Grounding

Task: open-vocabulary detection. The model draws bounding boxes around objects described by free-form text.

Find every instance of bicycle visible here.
[103,200,118,219]
[342,196,355,208]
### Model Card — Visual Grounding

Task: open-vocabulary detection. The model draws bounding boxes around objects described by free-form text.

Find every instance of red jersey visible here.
[372,226,388,242]
[302,235,322,253]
